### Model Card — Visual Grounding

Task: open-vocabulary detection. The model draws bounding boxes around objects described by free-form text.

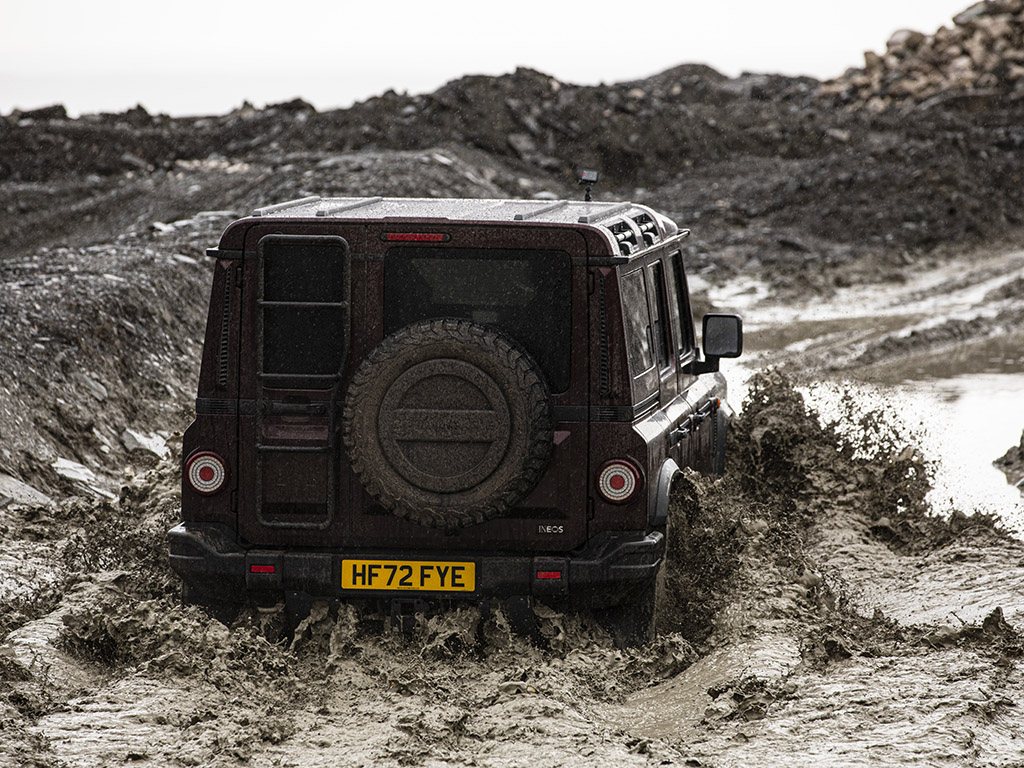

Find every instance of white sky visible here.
[1,0,974,116]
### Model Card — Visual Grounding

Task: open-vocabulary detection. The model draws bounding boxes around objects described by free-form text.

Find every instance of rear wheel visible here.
[501,595,539,638]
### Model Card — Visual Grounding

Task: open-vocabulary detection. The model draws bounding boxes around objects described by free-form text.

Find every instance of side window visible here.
[620,270,653,375]
[648,261,671,370]
[619,269,659,402]
[665,251,696,360]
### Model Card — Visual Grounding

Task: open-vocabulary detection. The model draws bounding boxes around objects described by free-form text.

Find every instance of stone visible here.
[52,458,98,484]
[74,373,108,402]
[825,128,852,143]
[506,133,536,156]
[887,29,926,54]
[0,473,53,507]
[120,428,170,460]
[17,104,68,121]
[954,1,995,27]
[974,14,1014,41]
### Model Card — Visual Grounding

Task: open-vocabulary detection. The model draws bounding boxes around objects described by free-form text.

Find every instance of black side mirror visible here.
[703,314,743,359]
[685,313,743,375]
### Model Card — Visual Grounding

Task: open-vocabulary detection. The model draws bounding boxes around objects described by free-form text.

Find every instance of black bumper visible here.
[168,522,664,607]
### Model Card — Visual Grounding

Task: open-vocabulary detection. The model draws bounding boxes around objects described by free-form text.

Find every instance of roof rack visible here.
[252,196,321,217]
[316,197,383,217]
[513,200,570,221]
[577,202,633,224]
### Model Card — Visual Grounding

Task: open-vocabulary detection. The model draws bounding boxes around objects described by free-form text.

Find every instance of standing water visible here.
[709,249,1024,535]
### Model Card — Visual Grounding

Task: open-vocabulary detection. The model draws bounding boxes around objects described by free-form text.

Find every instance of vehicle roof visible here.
[245,196,686,258]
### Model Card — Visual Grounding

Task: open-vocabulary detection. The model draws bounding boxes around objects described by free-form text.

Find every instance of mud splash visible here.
[605,371,1024,766]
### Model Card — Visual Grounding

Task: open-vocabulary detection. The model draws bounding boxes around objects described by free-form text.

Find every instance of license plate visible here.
[341,559,476,592]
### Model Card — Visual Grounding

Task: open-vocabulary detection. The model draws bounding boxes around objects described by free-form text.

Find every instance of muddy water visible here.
[711,249,1024,532]
[597,251,1024,764]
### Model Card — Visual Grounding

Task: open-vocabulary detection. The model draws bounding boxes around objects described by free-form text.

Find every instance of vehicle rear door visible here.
[236,229,360,546]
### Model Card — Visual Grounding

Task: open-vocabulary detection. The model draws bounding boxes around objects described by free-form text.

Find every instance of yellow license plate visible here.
[341,559,476,592]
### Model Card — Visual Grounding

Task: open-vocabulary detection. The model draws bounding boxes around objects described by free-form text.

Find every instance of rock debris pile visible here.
[823,0,1024,109]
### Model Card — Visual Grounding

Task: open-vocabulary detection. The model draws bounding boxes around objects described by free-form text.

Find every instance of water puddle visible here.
[608,634,801,741]
[721,249,1024,534]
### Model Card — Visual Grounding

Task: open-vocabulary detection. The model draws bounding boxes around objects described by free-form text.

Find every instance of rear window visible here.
[384,247,572,392]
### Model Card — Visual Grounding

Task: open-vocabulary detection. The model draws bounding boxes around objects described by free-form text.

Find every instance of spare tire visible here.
[342,319,552,529]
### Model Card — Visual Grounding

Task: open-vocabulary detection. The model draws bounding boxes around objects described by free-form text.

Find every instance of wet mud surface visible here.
[3,363,1023,767]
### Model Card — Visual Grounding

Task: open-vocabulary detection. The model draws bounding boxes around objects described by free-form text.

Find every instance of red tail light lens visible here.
[597,460,641,504]
[186,452,228,495]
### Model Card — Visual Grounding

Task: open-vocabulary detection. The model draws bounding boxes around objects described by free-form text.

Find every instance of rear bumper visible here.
[168,522,664,607]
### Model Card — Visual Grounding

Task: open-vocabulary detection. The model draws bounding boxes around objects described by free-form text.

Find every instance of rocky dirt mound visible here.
[0,218,214,498]
[7,32,1024,286]
[823,0,1024,110]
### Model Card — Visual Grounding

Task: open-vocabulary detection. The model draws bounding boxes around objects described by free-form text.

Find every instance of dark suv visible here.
[169,195,742,642]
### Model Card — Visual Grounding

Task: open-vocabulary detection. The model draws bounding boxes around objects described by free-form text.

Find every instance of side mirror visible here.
[685,314,743,375]
[703,314,743,359]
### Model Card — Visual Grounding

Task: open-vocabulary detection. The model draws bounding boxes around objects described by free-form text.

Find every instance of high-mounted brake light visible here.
[382,232,449,242]
[597,460,641,504]
[250,564,275,574]
[186,452,228,495]
[536,571,562,580]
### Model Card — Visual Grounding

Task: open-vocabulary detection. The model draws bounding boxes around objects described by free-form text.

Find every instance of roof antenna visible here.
[578,169,599,202]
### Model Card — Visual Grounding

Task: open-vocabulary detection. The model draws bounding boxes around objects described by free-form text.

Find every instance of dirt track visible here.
[4,4,1024,765]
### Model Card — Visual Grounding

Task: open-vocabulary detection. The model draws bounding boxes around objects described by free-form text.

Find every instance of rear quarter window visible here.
[619,269,659,402]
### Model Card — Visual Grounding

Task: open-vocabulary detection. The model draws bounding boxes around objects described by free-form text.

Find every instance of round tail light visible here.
[597,460,641,504]
[186,452,228,495]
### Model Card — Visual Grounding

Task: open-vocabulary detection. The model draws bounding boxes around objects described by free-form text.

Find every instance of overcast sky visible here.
[1,0,974,116]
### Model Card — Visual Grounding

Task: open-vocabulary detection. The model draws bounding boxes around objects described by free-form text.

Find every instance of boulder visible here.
[887,29,926,54]
[954,1,996,26]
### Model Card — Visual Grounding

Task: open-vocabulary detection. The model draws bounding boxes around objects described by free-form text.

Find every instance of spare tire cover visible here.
[342,318,553,529]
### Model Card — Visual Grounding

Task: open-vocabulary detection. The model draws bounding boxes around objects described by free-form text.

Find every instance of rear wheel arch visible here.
[649,458,680,528]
